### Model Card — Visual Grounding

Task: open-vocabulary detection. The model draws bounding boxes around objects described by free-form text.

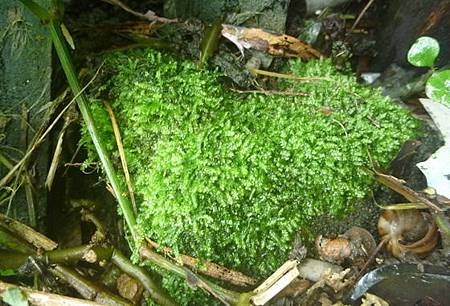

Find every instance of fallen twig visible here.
[49,265,133,306]
[231,88,308,97]
[251,260,299,305]
[370,169,443,212]
[101,0,177,23]
[249,67,332,82]
[349,0,376,33]
[0,280,105,306]
[0,213,57,250]
[0,66,102,189]
[146,238,257,287]
[103,100,137,215]
[0,214,176,306]
[354,239,386,282]
[140,244,248,305]
[111,249,177,306]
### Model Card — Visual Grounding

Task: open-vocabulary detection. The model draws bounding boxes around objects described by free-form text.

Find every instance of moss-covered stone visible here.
[82,49,417,303]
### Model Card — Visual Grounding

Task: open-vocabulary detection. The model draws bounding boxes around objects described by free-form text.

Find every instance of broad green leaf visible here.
[1,288,28,306]
[426,70,450,105]
[407,36,440,67]
[18,0,52,21]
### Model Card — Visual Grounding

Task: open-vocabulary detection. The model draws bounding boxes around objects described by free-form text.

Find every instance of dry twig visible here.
[0,281,105,306]
[103,100,137,215]
[0,65,103,189]
[350,0,376,33]
[146,238,257,287]
[101,0,177,23]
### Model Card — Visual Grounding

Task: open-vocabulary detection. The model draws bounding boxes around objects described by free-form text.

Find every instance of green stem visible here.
[0,243,176,305]
[0,227,35,254]
[47,21,138,242]
[50,265,133,305]
[17,2,247,304]
[20,0,138,244]
[0,251,30,269]
[112,249,177,306]
[19,0,138,243]
[44,245,114,264]
[140,246,247,305]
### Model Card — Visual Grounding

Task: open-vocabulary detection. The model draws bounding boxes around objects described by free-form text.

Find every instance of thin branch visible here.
[349,0,376,33]
[0,213,57,250]
[101,0,177,23]
[249,68,332,82]
[111,249,177,306]
[0,66,102,189]
[103,100,137,215]
[146,238,257,287]
[140,243,247,305]
[0,214,176,305]
[0,280,105,306]
[354,239,386,282]
[49,265,133,306]
[231,88,308,97]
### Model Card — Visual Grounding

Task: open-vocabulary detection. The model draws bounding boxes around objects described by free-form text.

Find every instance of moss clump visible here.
[83,49,417,301]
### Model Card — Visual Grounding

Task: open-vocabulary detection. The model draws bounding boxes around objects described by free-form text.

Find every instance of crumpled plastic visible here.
[416,98,450,198]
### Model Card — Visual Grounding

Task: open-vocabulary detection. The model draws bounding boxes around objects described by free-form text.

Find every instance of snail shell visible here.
[316,236,352,264]
[316,227,376,266]
[377,209,439,258]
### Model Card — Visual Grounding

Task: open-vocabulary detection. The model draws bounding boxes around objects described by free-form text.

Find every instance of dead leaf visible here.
[222,24,323,60]
[360,293,389,306]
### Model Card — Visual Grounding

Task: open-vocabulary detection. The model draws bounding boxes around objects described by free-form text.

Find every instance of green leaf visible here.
[407,36,440,67]
[1,288,28,306]
[426,70,450,105]
[18,0,52,21]
[198,21,222,68]
[61,23,75,50]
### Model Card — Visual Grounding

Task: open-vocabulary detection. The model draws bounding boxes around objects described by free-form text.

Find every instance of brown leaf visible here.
[222,24,322,60]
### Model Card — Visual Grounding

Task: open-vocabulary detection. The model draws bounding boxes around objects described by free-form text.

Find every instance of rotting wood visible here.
[0,213,58,250]
[145,238,257,287]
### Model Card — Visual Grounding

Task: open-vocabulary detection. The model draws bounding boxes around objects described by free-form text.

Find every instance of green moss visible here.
[82,49,418,304]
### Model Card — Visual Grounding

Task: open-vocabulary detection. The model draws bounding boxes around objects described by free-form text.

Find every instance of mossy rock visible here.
[83,49,417,304]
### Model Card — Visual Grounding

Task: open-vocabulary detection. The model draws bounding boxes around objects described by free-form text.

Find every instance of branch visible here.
[146,238,257,287]
[0,280,104,306]
[0,213,57,251]
[18,0,139,243]
[370,169,443,212]
[49,265,132,305]
[0,215,176,305]
[111,249,177,306]
[140,244,249,305]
